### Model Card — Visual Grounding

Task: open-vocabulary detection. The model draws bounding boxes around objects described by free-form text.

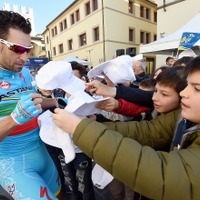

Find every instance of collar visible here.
[0,66,19,80]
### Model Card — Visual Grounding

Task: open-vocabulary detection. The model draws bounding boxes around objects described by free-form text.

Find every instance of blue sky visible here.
[0,0,74,34]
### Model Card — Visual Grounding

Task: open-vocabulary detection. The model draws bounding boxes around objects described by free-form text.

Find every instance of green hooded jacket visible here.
[72,108,200,200]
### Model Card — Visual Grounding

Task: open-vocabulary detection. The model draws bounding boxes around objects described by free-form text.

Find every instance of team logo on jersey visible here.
[0,81,10,90]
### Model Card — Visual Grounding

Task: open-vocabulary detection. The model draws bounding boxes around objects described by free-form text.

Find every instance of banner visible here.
[178,32,200,51]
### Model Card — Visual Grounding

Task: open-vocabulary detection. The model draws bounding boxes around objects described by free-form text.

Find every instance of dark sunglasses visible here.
[0,38,33,54]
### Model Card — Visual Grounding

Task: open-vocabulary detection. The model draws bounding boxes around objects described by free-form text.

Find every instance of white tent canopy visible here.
[140,12,200,55]
[64,55,92,66]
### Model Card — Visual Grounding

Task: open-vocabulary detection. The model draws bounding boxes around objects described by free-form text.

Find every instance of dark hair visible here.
[166,56,174,62]
[184,56,200,75]
[139,78,156,90]
[173,56,194,67]
[151,65,169,78]
[0,10,32,39]
[70,61,89,82]
[156,66,187,94]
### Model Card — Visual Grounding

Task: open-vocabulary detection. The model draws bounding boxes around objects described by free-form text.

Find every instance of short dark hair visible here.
[156,66,187,94]
[139,78,156,90]
[150,65,169,78]
[70,61,89,82]
[185,56,200,75]
[165,56,174,63]
[173,56,193,67]
[70,61,87,76]
[0,10,32,39]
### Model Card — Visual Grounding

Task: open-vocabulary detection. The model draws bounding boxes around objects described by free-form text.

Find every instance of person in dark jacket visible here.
[131,59,150,87]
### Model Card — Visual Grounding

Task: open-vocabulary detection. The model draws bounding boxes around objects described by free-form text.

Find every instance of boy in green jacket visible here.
[52,56,200,200]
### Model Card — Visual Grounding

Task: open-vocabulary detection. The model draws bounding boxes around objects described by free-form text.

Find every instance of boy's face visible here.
[152,83,180,113]
[180,71,200,123]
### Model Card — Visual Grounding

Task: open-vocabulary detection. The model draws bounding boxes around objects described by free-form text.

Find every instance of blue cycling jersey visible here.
[0,67,61,200]
[0,67,39,158]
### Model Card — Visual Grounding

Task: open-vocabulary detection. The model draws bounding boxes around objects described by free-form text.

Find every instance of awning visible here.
[140,12,200,55]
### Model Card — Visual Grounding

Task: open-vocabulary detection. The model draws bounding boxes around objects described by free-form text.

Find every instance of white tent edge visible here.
[139,12,200,55]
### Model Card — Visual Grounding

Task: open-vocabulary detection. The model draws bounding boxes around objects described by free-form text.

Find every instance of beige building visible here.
[31,36,46,58]
[141,0,200,67]
[43,0,157,73]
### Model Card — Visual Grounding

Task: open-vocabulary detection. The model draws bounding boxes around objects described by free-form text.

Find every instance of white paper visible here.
[38,110,75,163]
[65,91,110,116]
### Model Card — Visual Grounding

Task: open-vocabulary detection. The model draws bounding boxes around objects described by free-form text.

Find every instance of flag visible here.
[178,32,200,51]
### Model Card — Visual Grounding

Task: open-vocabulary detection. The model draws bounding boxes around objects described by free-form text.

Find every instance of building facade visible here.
[43,0,157,73]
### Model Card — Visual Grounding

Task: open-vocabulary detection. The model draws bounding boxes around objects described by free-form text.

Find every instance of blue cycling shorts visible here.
[0,143,61,200]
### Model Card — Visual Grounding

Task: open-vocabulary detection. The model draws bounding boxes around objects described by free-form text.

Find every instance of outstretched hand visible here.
[85,80,117,97]
[96,97,119,112]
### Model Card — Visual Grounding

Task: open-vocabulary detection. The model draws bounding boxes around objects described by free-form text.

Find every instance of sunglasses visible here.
[0,38,33,54]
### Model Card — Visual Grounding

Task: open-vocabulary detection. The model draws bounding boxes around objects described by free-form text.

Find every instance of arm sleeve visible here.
[115,85,154,107]
[114,98,150,117]
[72,109,200,199]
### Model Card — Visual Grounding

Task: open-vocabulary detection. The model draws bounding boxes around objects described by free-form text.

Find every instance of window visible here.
[140,5,150,20]
[128,1,134,14]
[140,31,151,44]
[154,11,157,23]
[54,26,57,35]
[79,33,87,46]
[60,20,67,32]
[93,27,99,42]
[146,8,150,20]
[146,32,150,43]
[129,28,135,42]
[140,6,144,18]
[51,26,58,37]
[154,34,157,41]
[53,47,56,55]
[64,19,67,29]
[85,2,91,16]
[70,13,75,25]
[60,22,63,32]
[92,0,98,11]
[46,36,49,44]
[59,44,64,54]
[68,39,73,50]
[76,9,80,22]
[51,29,54,37]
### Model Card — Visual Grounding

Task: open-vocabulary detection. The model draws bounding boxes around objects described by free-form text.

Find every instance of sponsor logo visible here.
[0,81,10,90]
[0,86,33,102]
